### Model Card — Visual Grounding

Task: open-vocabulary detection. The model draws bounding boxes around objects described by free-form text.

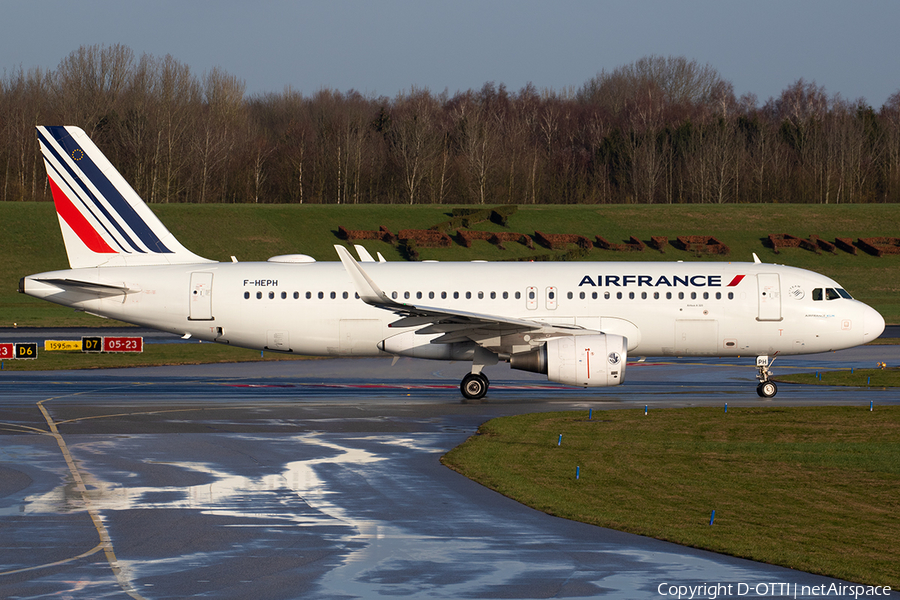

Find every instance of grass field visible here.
[441,406,900,587]
[777,367,900,388]
[2,202,899,326]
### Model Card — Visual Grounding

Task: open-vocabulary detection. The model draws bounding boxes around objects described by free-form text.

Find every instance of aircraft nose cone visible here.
[864,304,886,342]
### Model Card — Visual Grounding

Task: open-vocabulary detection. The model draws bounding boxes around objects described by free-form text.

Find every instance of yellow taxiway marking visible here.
[0,422,54,435]
[36,395,147,600]
[0,542,105,576]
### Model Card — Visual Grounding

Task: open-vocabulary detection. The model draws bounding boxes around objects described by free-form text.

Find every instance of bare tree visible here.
[1,66,52,201]
[153,54,200,203]
[624,82,666,203]
[53,44,135,136]
[194,67,245,203]
[579,55,732,114]
[389,87,441,204]
[881,91,900,202]
[452,92,501,204]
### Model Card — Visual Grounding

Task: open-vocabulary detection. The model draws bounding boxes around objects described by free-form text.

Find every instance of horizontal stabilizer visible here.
[33,277,137,295]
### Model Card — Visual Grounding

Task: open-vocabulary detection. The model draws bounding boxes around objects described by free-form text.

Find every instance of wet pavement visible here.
[0,346,898,599]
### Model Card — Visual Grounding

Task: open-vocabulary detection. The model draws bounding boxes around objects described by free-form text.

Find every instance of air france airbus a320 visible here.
[20,126,885,399]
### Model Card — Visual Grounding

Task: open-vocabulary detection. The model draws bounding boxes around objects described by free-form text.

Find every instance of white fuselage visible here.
[23,259,884,359]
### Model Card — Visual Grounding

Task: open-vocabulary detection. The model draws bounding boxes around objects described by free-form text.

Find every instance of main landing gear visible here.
[755,355,778,398]
[461,372,490,400]
[460,347,498,400]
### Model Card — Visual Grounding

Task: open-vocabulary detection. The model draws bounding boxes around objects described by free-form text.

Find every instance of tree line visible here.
[2,45,900,205]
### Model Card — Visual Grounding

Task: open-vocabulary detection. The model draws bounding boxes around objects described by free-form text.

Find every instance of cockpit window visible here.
[813,287,852,301]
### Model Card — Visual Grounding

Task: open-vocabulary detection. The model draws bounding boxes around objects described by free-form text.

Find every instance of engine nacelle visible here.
[510,334,627,387]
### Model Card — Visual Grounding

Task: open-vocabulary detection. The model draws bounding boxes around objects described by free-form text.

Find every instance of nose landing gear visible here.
[757,380,778,398]
[756,355,778,398]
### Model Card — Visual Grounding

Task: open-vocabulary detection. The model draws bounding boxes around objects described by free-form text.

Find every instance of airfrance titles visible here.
[578,274,745,288]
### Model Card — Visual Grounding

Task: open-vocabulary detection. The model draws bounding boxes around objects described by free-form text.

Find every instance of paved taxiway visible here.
[1,346,898,599]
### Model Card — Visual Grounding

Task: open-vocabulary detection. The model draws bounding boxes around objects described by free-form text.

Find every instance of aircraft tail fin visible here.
[36,126,212,268]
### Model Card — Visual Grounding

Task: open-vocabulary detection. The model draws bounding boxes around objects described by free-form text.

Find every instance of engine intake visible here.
[510,334,627,387]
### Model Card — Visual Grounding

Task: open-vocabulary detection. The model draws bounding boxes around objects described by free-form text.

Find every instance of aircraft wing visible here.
[335,245,588,348]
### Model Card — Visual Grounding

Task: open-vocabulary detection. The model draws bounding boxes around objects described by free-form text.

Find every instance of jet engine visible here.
[510,334,627,387]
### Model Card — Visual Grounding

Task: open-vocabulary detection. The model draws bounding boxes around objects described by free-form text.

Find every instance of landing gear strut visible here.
[461,372,489,400]
[460,348,497,400]
[755,355,778,398]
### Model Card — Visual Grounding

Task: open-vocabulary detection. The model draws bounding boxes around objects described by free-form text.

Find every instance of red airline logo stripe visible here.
[48,176,116,254]
[727,275,746,287]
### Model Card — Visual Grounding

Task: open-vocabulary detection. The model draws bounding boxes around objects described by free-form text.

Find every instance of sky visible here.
[3,0,899,108]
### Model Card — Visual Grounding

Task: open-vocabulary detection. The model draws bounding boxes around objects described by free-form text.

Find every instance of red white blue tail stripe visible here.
[37,126,209,268]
